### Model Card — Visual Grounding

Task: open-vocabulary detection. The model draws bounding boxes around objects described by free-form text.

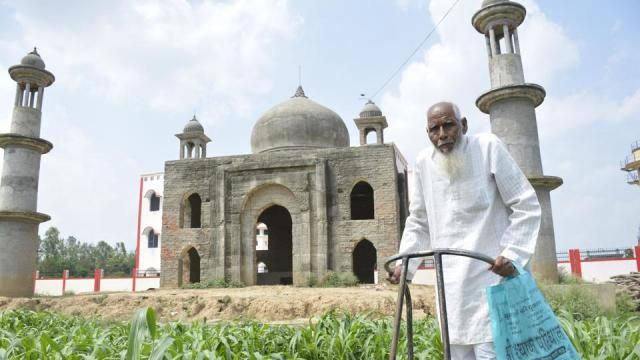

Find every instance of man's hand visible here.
[489,256,515,277]
[386,265,403,284]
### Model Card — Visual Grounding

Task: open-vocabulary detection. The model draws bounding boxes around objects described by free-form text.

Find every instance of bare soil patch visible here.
[0,285,435,323]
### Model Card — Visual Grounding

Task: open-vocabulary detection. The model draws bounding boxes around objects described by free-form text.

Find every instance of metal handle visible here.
[385,248,496,360]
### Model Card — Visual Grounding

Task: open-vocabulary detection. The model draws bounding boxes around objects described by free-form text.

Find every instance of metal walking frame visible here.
[384,248,496,360]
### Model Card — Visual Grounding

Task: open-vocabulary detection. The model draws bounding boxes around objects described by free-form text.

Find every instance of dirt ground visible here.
[0,285,436,324]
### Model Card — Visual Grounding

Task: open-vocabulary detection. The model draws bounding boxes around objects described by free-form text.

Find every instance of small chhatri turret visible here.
[354,100,388,145]
[176,115,211,160]
[0,48,55,297]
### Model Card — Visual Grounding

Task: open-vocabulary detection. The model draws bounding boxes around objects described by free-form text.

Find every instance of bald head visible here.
[427,102,461,120]
[426,101,467,154]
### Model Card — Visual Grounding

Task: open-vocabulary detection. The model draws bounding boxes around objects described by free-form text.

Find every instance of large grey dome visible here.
[183,115,204,133]
[21,48,45,70]
[251,86,350,153]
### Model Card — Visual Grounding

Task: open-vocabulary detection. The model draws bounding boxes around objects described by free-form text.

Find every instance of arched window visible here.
[365,128,377,145]
[149,193,160,211]
[179,247,200,284]
[148,229,159,248]
[183,193,202,228]
[353,239,377,284]
[350,181,374,220]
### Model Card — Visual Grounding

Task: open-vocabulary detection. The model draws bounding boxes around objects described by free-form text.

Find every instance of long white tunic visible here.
[399,133,541,345]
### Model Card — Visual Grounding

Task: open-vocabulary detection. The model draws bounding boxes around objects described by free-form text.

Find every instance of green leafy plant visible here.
[320,271,359,287]
[1,306,638,358]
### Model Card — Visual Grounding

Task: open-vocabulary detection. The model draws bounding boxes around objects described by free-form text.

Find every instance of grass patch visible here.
[182,279,244,289]
[305,271,360,287]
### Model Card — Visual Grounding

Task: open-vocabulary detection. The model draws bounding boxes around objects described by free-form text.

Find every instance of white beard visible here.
[434,138,464,178]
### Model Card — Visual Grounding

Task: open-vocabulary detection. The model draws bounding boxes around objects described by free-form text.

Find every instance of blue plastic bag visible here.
[486,264,581,360]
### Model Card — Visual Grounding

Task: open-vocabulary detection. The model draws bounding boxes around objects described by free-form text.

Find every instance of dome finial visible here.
[292,85,307,98]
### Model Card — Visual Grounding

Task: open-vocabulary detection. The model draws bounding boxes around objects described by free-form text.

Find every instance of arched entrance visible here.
[256,205,292,285]
[353,239,376,284]
[179,247,200,285]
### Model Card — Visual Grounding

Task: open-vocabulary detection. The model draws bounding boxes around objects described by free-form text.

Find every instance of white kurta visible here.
[399,133,541,345]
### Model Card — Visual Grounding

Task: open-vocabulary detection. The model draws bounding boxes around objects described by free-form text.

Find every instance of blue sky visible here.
[0,0,638,252]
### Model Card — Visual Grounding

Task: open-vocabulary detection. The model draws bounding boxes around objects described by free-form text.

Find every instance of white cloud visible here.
[9,0,300,124]
[538,89,640,139]
[516,0,579,85]
[0,0,300,246]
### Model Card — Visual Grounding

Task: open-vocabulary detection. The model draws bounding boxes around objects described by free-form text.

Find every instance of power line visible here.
[368,0,463,100]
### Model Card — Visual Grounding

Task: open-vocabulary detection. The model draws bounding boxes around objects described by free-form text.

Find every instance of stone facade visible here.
[160,143,408,287]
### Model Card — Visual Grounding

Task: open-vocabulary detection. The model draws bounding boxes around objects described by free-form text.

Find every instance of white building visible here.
[135,172,164,275]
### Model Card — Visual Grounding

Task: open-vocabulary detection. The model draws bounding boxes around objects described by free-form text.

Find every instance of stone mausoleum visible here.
[160,86,409,287]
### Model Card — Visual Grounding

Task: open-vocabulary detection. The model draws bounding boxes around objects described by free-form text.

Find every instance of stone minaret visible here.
[472,0,562,282]
[354,100,388,145]
[0,49,55,297]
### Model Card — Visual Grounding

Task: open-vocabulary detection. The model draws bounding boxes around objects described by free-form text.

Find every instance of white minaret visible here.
[0,48,55,297]
[473,0,562,282]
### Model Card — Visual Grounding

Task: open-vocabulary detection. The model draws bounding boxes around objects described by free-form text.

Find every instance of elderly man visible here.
[388,102,541,359]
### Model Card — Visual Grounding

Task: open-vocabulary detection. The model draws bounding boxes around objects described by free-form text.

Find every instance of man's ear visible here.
[461,117,468,134]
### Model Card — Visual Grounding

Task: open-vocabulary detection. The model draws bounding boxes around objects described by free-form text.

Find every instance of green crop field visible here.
[0,307,639,359]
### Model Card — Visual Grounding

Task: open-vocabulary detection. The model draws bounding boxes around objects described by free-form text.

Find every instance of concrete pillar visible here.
[14,84,21,107]
[36,87,44,111]
[23,82,31,107]
[93,268,102,292]
[62,269,69,294]
[359,130,366,145]
[568,249,582,277]
[180,142,185,159]
[28,90,35,108]
[503,24,513,54]
[485,35,492,58]
[513,28,521,55]
[132,267,138,292]
[489,27,498,56]
[376,127,383,144]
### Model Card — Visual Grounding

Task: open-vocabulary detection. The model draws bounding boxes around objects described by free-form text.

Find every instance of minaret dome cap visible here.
[20,48,46,70]
[359,100,383,118]
[183,115,205,133]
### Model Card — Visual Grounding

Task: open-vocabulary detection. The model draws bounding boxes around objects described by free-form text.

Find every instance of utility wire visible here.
[369,0,462,100]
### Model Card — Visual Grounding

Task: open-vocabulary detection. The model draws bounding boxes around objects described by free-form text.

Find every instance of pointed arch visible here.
[177,246,200,286]
[352,239,376,284]
[180,193,202,228]
[240,183,306,286]
[350,181,374,220]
